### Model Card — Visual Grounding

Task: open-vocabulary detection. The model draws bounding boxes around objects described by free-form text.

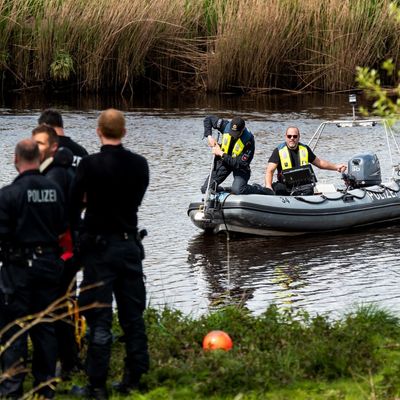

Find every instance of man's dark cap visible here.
[230,117,245,138]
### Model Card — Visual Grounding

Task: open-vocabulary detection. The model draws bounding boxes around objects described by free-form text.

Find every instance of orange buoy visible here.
[202,330,233,351]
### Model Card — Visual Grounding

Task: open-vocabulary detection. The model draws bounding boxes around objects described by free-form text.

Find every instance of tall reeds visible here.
[0,0,399,93]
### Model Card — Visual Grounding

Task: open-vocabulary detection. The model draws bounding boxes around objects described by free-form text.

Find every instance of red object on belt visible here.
[59,229,74,261]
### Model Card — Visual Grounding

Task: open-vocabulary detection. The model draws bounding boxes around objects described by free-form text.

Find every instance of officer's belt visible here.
[9,244,59,257]
[90,232,138,242]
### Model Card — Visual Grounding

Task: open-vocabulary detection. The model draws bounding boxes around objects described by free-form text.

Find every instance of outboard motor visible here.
[344,152,381,188]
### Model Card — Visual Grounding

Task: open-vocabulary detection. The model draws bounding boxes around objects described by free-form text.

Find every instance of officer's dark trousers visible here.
[201,160,272,195]
[272,182,291,196]
[0,255,61,399]
[201,161,252,195]
[79,237,149,389]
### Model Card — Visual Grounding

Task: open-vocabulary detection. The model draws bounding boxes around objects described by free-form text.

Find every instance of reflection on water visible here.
[0,91,370,117]
[187,226,400,318]
[1,92,400,319]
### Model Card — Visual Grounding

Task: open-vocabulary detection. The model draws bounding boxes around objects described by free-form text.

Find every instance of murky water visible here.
[1,92,400,319]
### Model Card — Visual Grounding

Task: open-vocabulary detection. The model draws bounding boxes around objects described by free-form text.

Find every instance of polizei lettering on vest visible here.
[27,189,57,203]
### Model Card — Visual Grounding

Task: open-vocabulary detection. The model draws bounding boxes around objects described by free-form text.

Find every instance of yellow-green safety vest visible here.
[221,133,245,158]
[278,144,309,170]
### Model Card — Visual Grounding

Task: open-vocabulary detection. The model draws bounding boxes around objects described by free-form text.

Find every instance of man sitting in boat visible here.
[265,126,347,195]
[201,115,272,195]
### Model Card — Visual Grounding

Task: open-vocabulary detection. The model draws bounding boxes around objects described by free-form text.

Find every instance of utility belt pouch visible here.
[29,256,64,284]
[136,229,147,260]
[78,233,108,253]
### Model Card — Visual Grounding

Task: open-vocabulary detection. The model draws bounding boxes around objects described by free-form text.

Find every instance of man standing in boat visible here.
[265,126,347,195]
[201,115,271,195]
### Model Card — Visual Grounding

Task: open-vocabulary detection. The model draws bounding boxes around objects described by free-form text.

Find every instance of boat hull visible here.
[188,182,400,236]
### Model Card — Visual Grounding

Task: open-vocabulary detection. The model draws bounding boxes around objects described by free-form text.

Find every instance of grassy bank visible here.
[0,0,399,94]
[54,304,400,399]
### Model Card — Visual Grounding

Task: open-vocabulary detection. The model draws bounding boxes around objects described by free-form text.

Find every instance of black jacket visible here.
[70,144,149,234]
[203,115,255,172]
[42,147,75,201]
[58,136,88,168]
[0,170,66,246]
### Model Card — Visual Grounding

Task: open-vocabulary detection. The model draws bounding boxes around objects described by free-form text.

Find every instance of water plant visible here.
[0,0,399,93]
[50,51,74,81]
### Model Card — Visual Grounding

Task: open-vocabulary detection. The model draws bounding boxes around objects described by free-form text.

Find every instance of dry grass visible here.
[0,0,399,93]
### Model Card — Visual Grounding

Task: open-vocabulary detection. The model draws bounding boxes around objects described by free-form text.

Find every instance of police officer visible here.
[38,109,88,168]
[0,139,66,399]
[70,109,149,399]
[265,126,347,195]
[32,124,81,380]
[201,115,271,195]
[32,124,75,198]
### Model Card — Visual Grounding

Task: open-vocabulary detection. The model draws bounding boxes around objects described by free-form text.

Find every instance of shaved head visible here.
[97,108,126,139]
[15,138,40,163]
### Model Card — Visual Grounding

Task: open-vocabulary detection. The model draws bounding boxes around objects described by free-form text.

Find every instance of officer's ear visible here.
[96,127,103,139]
[14,153,20,172]
[51,141,58,156]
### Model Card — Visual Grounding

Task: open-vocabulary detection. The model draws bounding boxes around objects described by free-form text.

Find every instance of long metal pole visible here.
[203,132,220,212]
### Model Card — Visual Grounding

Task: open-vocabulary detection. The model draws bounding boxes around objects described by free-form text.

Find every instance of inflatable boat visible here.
[188,101,400,237]
[187,180,400,236]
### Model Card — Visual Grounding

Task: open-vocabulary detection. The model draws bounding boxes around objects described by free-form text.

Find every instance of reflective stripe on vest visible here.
[278,144,309,170]
[220,122,252,158]
[220,133,245,157]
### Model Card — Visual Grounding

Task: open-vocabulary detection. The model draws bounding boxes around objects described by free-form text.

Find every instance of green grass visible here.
[50,304,400,399]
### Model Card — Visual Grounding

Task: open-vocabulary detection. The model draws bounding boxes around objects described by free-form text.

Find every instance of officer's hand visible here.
[336,164,347,173]
[212,143,223,157]
[208,135,217,147]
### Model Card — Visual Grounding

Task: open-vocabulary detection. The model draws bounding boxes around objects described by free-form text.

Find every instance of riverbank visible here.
[1,0,399,94]
[57,305,400,399]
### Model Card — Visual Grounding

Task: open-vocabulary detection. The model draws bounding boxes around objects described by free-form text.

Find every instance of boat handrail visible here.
[308,118,400,179]
[308,118,384,150]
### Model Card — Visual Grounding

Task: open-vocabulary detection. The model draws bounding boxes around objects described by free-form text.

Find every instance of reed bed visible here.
[0,0,399,93]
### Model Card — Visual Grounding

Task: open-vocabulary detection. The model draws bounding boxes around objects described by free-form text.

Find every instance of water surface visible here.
[1,93,400,319]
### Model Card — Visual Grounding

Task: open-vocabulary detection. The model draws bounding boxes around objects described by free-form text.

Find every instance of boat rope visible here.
[294,189,368,204]
[348,190,367,199]
[220,193,231,233]
[220,193,232,298]
[226,230,231,299]
[382,182,400,192]
[294,183,400,204]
